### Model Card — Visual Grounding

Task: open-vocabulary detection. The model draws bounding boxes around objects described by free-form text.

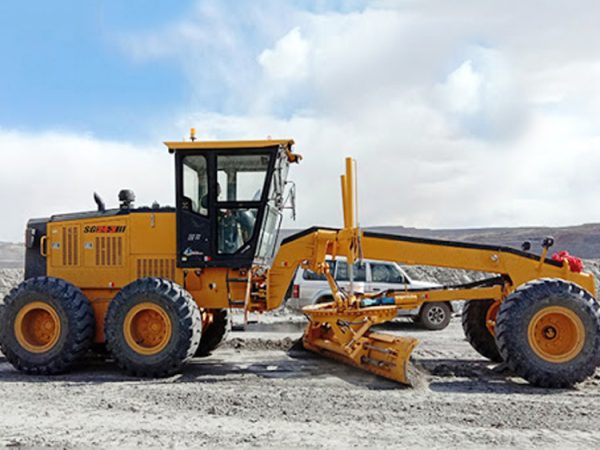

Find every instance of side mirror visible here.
[25,227,36,249]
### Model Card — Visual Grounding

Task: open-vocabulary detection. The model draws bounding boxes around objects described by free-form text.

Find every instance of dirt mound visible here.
[223,337,299,351]
[0,242,23,269]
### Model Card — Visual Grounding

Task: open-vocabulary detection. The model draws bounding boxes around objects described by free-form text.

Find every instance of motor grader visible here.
[2,134,599,388]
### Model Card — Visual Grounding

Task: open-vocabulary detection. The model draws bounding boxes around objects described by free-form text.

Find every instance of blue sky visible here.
[0,0,366,141]
[1,1,600,241]
[0,1,194,140]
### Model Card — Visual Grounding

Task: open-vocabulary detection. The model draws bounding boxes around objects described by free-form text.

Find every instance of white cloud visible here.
[438,60,483,115]
[164,1,600,232]
[0,130,173,242]
[434,47,526,139]
[4,0,600,241]
[258,27,310,81]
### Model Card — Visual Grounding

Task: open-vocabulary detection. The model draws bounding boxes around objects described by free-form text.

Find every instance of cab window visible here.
[217,208,259,254]
[217,155,270,201]
[182,155,209,215]
[370,263,406,284]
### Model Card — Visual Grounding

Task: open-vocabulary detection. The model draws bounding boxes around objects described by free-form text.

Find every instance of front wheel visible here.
[418,302,452,330]
[496,279,600,388]
[105,278,201,377]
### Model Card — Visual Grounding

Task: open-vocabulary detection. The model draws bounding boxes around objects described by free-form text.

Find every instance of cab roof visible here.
[164,139,294,151]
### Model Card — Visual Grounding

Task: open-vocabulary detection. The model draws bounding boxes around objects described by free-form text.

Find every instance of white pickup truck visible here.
[287,259,453,330]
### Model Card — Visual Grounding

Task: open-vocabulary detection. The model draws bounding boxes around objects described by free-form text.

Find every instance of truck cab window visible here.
[370,263,406,284]
[335,261,367,282]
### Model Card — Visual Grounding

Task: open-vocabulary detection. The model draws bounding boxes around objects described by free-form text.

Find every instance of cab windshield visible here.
[216,155,269,254]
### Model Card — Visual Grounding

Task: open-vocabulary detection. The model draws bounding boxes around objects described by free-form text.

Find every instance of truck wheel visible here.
[418,302,451,330]
[105,278,201,377]
[496,279,600,388]
[195,309,229,357]
[0,277,95,374]
[462,299,503,362]
[315,295,333,305]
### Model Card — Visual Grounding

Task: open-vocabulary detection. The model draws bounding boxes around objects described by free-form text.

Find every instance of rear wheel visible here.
[462,299,503,362]
[496,279,600,388]
[105,278,201,377]
[0,277,95,374]
[418,302,451,330]
[195,309,229,357]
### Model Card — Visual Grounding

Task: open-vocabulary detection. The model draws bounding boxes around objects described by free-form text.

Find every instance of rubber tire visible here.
[462,300,503,362]
[195,309,229,357]
[105,278,201,378]
[418,302,452,330]
[0,277,95,375]
[496,278,600,388]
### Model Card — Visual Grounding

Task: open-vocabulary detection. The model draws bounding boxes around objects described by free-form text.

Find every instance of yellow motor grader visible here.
[1,134,599,388]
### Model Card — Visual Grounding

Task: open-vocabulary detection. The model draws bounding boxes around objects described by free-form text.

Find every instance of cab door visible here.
[176,153,212,267]
[212,152,272,264]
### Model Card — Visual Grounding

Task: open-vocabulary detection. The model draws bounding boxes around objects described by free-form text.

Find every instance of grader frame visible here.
[2,138,599,388]
[270,158,597,385]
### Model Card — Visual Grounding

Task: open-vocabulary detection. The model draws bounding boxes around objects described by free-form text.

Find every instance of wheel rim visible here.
[427,306,446,325]
[124,303,172,355]
[14,302,61,353]
[527,306,585,363]
[485,301,501,336]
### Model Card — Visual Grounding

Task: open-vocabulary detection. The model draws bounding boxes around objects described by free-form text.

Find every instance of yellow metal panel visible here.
[49,217,130,289]
[128,212,177,255]
[186,268,248,309]
[48,223,83,268]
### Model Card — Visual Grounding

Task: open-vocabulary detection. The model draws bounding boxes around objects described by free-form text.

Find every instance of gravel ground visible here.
[1,267,600,448]
[0,318,599,449]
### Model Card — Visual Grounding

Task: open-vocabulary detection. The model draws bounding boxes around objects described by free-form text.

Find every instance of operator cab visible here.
[165,138,300,270]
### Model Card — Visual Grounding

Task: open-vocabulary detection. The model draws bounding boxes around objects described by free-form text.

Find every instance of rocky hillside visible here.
[364,223,600,259]
[0,269,23,298]
[281,223,600,259]
[0,242,23,269]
